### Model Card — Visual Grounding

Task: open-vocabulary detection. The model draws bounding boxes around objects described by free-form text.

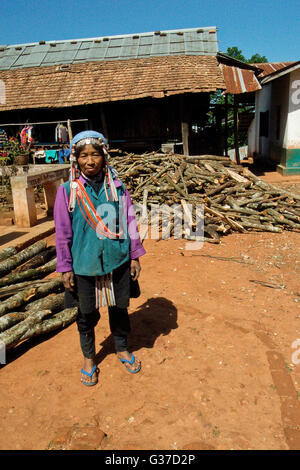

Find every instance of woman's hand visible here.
[62,271,75,292]
[130,259,141,281]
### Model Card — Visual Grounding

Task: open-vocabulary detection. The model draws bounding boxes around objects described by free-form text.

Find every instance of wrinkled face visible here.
[77,144,104,177]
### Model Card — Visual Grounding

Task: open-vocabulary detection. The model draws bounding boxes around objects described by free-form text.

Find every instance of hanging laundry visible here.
[58,148,71,163]
[45,149,58,163]
[0,128,8,147]
[19,125,34,145]
[34,150,46,159]
[55,124,69,143]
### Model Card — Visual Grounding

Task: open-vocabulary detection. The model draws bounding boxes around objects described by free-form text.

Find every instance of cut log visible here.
[0,240,47,278]
[0,276,62,317]
[0,246,17,262]
[18,308,78,344]
[0,287,37,318]
[0,312,28,333]
[0,309,52,349]
[0,280,49,300]
[0,258,57,288]
[25,292,65,312]
[13,246,56,273]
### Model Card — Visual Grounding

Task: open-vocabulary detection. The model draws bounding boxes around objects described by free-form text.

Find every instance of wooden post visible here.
[180,95,189,156]
[100,104,109,142]
[67,119,73,141]
[181,122,189,156]
[233,94,240,165]
[224,93,228,157]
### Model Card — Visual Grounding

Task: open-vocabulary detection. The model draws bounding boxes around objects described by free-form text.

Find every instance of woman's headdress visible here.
[68,130,118,212]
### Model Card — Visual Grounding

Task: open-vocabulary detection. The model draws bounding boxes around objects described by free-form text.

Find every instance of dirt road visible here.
[0,225,300,450]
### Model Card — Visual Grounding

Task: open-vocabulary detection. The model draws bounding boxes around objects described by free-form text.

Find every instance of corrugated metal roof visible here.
[252,62,297,78]
[0,27,219,71]
[219,63,261,94]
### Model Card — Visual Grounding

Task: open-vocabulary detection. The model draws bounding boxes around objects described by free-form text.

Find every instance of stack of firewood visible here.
[0,241,76,351]
[110,152,300,243]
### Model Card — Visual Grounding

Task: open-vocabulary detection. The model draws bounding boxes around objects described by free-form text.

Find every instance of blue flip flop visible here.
[81,365,99,386]
[118,353,141,374]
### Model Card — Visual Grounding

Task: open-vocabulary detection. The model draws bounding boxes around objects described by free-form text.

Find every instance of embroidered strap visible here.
[71,179,123,240]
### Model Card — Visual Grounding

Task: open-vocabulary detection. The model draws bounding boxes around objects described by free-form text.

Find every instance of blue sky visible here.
[0,0,299,62]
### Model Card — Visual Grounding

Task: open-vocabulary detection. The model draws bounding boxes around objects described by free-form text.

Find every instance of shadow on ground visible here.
[95,296,178,364]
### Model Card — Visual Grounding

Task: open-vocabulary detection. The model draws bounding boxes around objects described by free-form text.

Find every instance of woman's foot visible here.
[117,351,141,373]
[81,357,99,386]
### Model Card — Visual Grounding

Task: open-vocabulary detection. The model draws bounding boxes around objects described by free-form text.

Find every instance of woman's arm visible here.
[122,188,146,260]
[53,185,74,273]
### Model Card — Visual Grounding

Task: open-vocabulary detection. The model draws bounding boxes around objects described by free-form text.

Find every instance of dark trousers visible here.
[64,274,131,358]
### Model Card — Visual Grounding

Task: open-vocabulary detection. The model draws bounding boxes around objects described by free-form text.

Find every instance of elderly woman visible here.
[54,130,146,386]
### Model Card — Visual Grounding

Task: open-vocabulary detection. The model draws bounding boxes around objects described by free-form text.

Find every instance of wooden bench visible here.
[10,167,69,227]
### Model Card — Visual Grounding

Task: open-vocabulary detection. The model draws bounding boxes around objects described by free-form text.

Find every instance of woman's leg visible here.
[108,306,141,372]
[65,276,100,384]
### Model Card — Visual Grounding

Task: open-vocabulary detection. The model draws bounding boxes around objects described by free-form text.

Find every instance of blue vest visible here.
[63,179,130,276]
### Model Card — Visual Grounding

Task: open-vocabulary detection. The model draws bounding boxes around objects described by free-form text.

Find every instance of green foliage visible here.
[226,47,268,64]
[1,137,28,164]
[226,46,247,63]
[248,53,268,64]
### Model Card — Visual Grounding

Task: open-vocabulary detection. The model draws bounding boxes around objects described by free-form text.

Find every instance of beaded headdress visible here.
[68,131,118,212]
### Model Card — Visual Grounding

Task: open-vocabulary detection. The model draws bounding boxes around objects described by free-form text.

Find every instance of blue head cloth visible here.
[70,130,107,150]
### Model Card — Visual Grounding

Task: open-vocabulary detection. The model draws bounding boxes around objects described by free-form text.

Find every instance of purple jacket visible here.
[53,174,146,273]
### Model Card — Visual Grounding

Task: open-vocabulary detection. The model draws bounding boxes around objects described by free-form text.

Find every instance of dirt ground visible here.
[0,177,300,451]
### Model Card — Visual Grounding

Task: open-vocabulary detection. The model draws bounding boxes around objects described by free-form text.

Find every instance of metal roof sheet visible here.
[219,63,262,94]
[0,27,218,70]
[253,62,298,78]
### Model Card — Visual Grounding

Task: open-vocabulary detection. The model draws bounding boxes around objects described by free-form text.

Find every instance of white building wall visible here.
[269,73,290,161]
[287,68,300,148]
[247,117,256,157]
[253,83,272,157]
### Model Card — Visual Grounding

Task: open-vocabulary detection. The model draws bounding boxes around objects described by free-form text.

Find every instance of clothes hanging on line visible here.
[45,149,58,163]
[19,125,34,145]
[0,128,8,147]
[33,150,46,159]
[55,124,69,143]
[58,148,70,163]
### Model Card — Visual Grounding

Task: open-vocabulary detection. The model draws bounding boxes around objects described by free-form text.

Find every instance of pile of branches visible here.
[111,152,300,243]
[0,240,76,351]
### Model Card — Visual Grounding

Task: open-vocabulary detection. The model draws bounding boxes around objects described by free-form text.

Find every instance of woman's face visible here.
[77,144,104,177]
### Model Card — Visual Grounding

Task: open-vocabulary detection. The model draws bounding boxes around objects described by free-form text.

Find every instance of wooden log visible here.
[0,279,49,300]
[0,312,27,333]
[0,309,52,349]
[18,308,77,344]
[0,287,37,318]
[0,240,47,278]
[165,174,189,199]
[0,277,63,318]
[204,224,221,241]
[0,258,57,288]
[0,246,17,262]
[25,292,65,312]
[13,246,56,273]
[265,208,300,230]
[240,220,282,232]
[204,205,246,233]
[206,181,233,197]
[243,168,300,200]
[184,155,231,162]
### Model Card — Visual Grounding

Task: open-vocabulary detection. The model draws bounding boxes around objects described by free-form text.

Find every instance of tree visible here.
[226,46,247,63]
[226,47,268,64]
[248,53,268,64]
